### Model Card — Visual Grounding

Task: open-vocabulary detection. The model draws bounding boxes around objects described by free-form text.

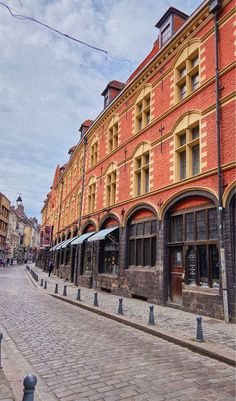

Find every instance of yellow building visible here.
[0,193,10,259]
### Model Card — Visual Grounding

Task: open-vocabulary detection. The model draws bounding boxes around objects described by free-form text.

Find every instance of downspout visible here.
[57,180,64,268]
[74,135,87,284]
[209,0,229,322]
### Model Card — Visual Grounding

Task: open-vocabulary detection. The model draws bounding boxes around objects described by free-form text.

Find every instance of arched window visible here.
[90,137,98,167]
[87,177,96,214]
[107,115,119,153]
[174,113,201,181]
[133,143,150,196]
[174,41,200,103]
[135,85,152,133]
[105,163,117,207]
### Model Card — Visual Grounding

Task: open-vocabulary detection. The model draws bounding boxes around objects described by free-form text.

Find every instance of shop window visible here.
[128,218,157,267]
[169,206,219,288]
[134,152,150,196]
[176,124,200,181]
[135,89,151,133]
[175,49,200,102]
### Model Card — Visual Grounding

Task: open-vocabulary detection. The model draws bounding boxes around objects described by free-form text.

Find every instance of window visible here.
[135,93,151,132]
[175,49,200,102]
[106,170,116,207]
[169,207,219,287]
[161,24,171,45]
[128,218,157,267]
[87,179,96,214]
[134,152,150,196]
[108,121,118,152]
[176,124,200,181]
[91,140,98,166]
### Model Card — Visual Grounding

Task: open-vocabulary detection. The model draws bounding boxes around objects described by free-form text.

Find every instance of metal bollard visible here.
[44,280,47,290]
[22,374,37,401]
[0,332,3,368]
[148,305,155,325]
[55,283,58,294]
[76,288,81,301]
[93,292,98,307]
[118,298,124,315]
[63,285,67,296]
[36,274,38,282]
[196,316,205,342]
[40,279,43,287]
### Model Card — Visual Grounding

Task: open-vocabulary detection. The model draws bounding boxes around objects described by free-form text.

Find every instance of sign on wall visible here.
[43,226,52,247]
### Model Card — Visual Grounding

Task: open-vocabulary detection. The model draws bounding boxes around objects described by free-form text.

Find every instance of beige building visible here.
[0,193,10,259]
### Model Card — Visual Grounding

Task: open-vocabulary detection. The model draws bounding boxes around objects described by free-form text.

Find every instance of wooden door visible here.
[169,247,183,304]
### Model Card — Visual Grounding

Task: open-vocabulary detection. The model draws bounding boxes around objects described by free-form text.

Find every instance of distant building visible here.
[0,193,10,259]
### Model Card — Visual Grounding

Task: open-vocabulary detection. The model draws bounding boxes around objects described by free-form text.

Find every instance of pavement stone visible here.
[0,370,15,401]
[0,264,235,401]
[29,263,236,356]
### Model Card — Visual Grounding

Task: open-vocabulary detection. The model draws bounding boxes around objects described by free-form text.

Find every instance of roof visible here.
[101,80,126,96]
[155,7,188,28]
[79,119,94,132]
[68,145,77,155]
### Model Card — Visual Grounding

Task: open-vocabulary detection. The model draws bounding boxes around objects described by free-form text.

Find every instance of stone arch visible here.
[223,182,236,208]
[125,202,158,226]
[99,213,120,230]
[131,141,151,159]
[171,38,201,69]
[135,83,152,104]
[104,162,118,176]
[81,219,97,234]
[170,110,202,136]
[107,114,119,129]
[160,187,218,219]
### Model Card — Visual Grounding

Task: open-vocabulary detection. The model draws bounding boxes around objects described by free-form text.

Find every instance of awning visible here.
[54,239,68,251]
[50,244,57,251]
[61,236,77,248]
[70,232,96,245]
[87,226,118,242]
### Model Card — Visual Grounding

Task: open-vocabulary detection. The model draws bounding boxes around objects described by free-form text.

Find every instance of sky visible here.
[0,0,203,222]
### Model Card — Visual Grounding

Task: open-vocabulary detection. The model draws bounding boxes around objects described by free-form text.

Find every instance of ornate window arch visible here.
[174,40,200,103]
[90,136,98,167]
[133,142,150,197]
[135,85,152,133]
[107,115,119,153]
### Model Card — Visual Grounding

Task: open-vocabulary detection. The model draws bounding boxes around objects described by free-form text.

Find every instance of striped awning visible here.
[70,232,96,245]
[87,226,118,242]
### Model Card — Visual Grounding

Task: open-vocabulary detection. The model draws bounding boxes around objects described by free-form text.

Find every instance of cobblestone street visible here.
[0,265,235,401]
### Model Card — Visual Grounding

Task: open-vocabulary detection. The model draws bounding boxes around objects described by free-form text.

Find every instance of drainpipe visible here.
[74,135,87,284]
[209,0,229,323]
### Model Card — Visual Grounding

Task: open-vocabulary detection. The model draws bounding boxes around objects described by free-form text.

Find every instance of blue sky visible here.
[0,0,203,221]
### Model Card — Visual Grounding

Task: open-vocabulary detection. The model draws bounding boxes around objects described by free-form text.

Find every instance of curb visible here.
[25,270,236,368]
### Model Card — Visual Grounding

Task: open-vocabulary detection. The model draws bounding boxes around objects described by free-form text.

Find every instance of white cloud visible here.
[0,0,202,220]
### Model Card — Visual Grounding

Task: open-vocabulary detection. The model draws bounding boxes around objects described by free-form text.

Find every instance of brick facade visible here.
[41,0,236,321]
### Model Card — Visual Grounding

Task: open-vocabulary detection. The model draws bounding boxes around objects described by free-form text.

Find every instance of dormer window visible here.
[101,81,125,109]
[104,91,109,108]
[161,24,171,46]
[155,7,188,48]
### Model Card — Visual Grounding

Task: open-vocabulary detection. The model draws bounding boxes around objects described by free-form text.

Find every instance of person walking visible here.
[48,260,54,277]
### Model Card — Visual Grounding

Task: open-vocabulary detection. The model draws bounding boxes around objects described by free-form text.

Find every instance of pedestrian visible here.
[48,260,54,277]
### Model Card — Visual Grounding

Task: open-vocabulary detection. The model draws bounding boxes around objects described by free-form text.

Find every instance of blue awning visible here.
[70,232,96,245]
[87,226,118,242]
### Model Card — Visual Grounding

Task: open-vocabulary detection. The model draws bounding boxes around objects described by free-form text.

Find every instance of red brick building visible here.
[41,0,236,321]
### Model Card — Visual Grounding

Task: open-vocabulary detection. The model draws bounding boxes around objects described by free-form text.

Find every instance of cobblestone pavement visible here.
[0,265,235,401]
[0,370,15,401]
[31,264,236,353]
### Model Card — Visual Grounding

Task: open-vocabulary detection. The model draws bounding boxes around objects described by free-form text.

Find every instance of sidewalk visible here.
[0,369,15,401]
[27,264,236,366]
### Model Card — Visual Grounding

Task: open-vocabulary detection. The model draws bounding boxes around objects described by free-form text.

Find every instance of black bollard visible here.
[76,288,81,301]
[0,332,3,368]
[55,283,58,294]
[196,316,205,342]
[44,280,47,290]
[118,298,124,315]
[63,285,67,296]
[22,374,37,401]
[40,279,43,287]
[94,292,98,307]
[148,305,155,325]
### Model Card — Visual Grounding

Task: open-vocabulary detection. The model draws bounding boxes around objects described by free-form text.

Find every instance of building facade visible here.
[41,0,236,321]
[0,193,10,260]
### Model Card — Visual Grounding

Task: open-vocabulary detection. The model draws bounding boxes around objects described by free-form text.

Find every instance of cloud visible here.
[0,0,202,221]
